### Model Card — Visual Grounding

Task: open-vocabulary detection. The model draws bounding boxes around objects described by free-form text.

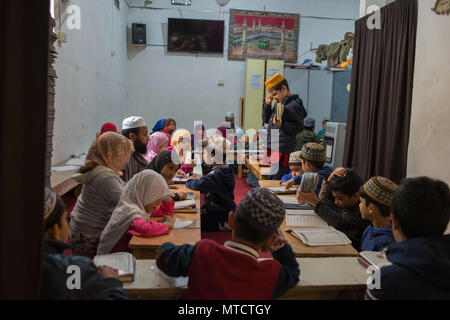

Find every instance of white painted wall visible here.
[126,0,359,132]
[52,0,129,164]
[406,0,450,234]
[52,0,359,163]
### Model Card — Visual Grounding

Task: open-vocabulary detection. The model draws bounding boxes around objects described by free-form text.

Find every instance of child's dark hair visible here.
[301,155,324,171]
[43,195,67,233]
[121,127,140,139]
[359,188,391,217]
[328,169,363,197]
[234,214,270,244]
[391,177,450,239]
[272,79,290,91]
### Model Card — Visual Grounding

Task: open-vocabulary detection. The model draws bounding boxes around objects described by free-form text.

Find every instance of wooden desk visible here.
[130,183,201,259]
[50,167,79,196]
[259,180,358,258]
[123,257,367,300]
[245,158,271,180]
[169,184,201,214]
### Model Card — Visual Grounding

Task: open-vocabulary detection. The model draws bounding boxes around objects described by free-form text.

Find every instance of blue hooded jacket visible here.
[293,166,334,195]
[367,235,450,300]
[187,165,236,231]
[361,225,395,252]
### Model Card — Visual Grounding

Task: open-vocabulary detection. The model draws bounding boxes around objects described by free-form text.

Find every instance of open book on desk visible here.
[93,252,136,282]
[286,215,328,228]
[358,250,392,269]
[264,186,297,195]
[288,227,352,246]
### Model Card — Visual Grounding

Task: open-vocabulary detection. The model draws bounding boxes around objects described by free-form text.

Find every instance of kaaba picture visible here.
[228,9,300,63]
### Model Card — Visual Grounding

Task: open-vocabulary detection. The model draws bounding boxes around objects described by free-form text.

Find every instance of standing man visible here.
[121,116,150,182]
[262,73,307,180]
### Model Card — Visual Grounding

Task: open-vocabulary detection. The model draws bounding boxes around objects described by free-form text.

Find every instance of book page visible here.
[285,209,317,215]
[286,215,328,227]
[93,252,134,275]
[265,186,297,193]
[277,196,300,204]
[174,199,195,209]
[173,221,194,229]
[359,251,392,268]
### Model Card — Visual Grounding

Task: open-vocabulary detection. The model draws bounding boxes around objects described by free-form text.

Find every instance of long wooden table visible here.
[259,180,358,258]
[129,184,201,259]
[50,167,80,196]
[123,257,367,300]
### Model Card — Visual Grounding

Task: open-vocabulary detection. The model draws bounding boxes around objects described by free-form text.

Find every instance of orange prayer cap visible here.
[265,73,284,90]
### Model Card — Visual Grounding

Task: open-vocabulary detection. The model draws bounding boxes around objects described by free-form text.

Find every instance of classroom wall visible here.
[52,0,129,164]
[126,0,359,133]
[406,0,450,234]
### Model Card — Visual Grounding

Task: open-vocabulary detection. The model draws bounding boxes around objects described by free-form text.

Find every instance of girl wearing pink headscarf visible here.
[144,132,169,163]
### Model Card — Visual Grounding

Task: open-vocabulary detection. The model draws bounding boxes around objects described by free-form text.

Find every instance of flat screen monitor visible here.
[167,18,225,53]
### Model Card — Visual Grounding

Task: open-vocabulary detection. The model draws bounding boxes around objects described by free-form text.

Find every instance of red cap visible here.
[100,123,117,134]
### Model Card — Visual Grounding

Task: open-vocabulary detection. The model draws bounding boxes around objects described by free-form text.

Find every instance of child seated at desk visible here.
[186,135,236,232]
[366,177,450,300]
[171,129,193,177]
[280,151,304,185]
[359,177,397,251]
[144,132,169,163]
[96,170,174,255]
[156,188,299,299]
[41,188,128,300]
[297,167,371,252]
[283,142,333,194]
[147,150,188,217]
[69,132,134,258]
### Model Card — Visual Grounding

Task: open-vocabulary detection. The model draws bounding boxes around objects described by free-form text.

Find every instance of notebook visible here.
[286,215,328,228]
[93,252,136,282]
[358,251,392,268]
[289,227,352,246]
[264,186,297,195]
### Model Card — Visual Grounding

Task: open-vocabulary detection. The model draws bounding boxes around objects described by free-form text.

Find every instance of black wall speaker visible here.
[132,23,146,44]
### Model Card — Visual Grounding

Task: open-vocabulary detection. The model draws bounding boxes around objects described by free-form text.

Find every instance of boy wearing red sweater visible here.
[156,188,300,299]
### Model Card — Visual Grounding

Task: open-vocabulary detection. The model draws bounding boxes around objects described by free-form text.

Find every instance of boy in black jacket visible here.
[41,188,128,300]
[297,167,371,251]
[366,177,450,300]
[187,135,237,231]
[262,73,307,180]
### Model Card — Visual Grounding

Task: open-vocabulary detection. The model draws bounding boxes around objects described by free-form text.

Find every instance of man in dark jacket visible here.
[262,73,307,180]
[295,117,320,151]
[366,177,450,300]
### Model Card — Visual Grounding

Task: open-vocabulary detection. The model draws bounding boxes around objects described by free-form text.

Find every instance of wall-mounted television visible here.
[167,18,225,53]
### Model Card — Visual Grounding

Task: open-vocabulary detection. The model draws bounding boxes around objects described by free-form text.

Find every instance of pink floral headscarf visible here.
[144,132,169,163]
